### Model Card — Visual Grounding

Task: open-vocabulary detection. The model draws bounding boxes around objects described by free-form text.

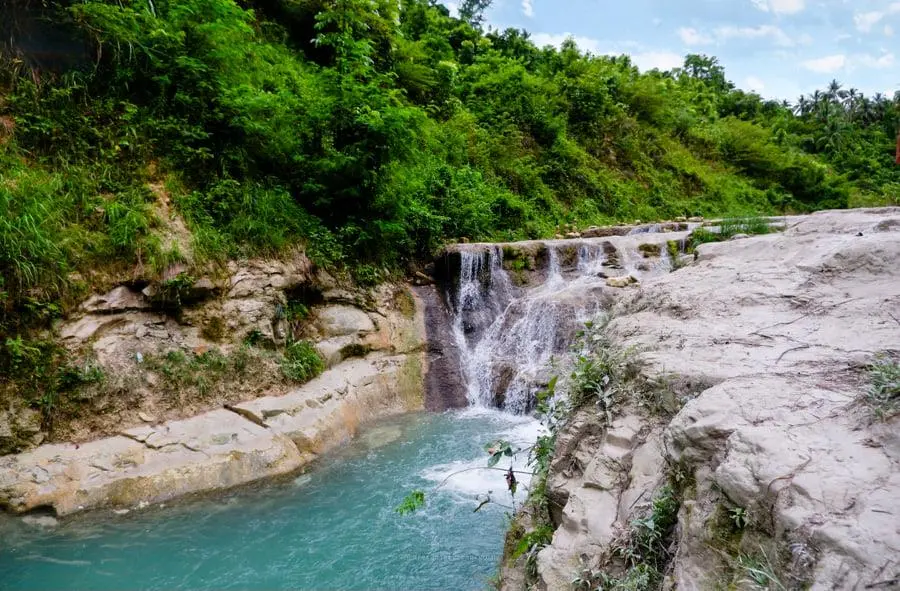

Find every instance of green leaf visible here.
[395,490,426,515]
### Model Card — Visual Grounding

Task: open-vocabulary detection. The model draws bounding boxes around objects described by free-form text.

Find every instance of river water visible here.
[0,409,542,591]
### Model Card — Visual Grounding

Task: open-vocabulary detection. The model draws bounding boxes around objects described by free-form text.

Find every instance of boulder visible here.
[234,353,424,455]
[605,275,638,288]
[82,286,149,314]
[314,305,376,338]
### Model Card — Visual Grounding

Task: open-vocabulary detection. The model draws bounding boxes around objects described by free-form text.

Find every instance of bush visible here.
[281,341,325,383]
[867,355,900,419]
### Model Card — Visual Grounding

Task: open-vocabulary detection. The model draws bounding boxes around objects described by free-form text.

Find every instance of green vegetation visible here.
[145,346,255,402]
[573,485,682,591]
[280,340,325,383]
[866,354,900,420]
[688,216,773,250]
[2,335,105,429]
[1,1,898,411]
[734,551,786,591]
[394,489,426,515]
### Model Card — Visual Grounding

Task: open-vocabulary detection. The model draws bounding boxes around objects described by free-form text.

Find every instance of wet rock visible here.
[581,226,634,239]
[605,275,638,288]
[414,285,468,411]
[21,515,59,528]
[601,241,621,269]
[676,254,694,267]
[491,363,517,408]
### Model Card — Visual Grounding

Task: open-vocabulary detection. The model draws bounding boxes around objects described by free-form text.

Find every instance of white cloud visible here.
[857,52,895,69]
[750,0,806,16]
[801,54,846,73]
[522,0,533,18]
[679,24,799,47]
[800,52,895,73]
[443,2,459,17]
[854,3,900,33]
[715,24,796,46]
[530,32,607,55]
[678,27,714,45]
[631,51,684,71]
[744,76,766,93]
[885,25,895,37]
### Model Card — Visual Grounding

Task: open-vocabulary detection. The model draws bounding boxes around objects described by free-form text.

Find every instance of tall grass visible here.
[690,215,773,248]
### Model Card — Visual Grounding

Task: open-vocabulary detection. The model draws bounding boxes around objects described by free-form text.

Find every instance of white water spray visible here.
[445,233,687,414]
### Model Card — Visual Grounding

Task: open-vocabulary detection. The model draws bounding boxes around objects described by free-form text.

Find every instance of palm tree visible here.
[795,95,808,116]
[826,79,845,104]
[845,87,859,119]
[858,96,876,125]
[811,89,823,110]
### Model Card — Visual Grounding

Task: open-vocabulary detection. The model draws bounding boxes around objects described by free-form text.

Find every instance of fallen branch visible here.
[776,344,811,364]
[433,466,534,492]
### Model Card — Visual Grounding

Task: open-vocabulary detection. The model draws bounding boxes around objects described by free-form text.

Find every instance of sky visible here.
[443,0,900,101]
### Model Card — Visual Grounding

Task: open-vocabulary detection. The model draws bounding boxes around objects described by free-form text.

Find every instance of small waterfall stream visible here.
[443,233,683,414]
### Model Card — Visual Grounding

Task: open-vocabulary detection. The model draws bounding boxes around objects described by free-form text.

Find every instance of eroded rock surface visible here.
[0,349,425,516]
[0,410,303,516]
[526,208,900,590]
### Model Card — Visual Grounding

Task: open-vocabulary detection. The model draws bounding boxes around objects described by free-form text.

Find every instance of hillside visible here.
[1,0,899,435]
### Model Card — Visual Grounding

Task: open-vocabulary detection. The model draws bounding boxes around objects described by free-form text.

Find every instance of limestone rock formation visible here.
[525,208,900,590]
[0,249,429,512]
[0,351,424,516]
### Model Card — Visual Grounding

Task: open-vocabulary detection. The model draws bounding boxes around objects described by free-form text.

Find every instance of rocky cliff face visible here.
[503,208,900,590]
[0,252,429,515]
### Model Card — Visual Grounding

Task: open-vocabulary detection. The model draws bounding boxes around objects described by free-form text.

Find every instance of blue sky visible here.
[443,0,900,101]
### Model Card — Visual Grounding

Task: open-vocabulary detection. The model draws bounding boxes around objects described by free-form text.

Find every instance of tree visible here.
[458,0,492,26]
[681,53,731,92]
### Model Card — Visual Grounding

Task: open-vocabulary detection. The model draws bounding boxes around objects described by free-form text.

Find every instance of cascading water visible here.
[444,233,682,415]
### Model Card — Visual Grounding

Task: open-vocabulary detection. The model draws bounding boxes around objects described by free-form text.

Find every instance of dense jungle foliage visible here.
[0,0,898,391]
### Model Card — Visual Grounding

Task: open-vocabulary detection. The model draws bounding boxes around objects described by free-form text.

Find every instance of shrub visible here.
[281,340,325,383]
[867,354,900,419]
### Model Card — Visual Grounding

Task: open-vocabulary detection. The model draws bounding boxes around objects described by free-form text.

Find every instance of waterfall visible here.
[442,233,685,414]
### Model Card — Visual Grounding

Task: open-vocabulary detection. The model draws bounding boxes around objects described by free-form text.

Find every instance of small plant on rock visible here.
[280,340,325,383]
[866,354,900,419]
[730,506,749,530]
